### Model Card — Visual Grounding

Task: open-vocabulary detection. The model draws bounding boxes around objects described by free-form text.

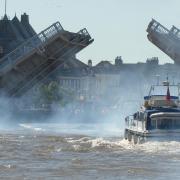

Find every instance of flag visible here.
[166,86,171,101]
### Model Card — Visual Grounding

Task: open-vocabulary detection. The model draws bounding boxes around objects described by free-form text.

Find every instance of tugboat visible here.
[124,78,180,144]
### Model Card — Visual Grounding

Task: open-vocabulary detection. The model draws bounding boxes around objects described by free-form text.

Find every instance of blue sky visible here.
[1,0,180,64]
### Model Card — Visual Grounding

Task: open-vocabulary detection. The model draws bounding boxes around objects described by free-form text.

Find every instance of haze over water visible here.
[0,70,179,179]
[0,121,178,180]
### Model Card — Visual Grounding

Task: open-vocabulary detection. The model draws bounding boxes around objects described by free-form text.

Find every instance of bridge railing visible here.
[77,28,91,37]
[147,19,169,35]
[0,22,64,74]
[147,19,180,44]
[170,26,180,40]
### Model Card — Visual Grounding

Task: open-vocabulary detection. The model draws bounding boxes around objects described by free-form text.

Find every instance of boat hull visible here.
[124,128,180,144]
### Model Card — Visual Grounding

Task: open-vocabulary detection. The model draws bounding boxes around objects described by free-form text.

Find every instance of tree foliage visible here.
[34,81,75,107]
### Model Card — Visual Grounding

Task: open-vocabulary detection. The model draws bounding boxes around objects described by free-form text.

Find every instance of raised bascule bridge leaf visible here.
[147,19,180,64]
[0,21,93,97]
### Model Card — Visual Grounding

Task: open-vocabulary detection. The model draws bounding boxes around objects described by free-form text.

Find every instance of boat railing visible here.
[125,115,146,131]
[125,115,134,127]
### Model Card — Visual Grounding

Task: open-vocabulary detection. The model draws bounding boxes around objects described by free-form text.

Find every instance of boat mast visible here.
[155,74,160,85]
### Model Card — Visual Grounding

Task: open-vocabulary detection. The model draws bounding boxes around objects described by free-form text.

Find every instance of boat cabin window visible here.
[139,112,144,121]
[133,112,144,121]
[151,119,180,129]
[133,112,138,120]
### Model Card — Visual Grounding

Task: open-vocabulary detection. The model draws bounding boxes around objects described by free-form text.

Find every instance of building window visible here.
[63,80,65,86]
[0,46,3,54]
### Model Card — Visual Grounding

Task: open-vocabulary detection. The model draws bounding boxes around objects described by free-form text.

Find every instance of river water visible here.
[0,122,180,180]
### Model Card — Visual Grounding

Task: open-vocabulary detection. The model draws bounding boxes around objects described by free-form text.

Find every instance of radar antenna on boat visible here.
[163,74,169,86]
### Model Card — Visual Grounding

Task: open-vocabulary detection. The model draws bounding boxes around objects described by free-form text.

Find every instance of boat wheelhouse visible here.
[124,80,180,143]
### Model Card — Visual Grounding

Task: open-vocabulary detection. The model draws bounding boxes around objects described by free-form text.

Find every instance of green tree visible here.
[36,81,75,107]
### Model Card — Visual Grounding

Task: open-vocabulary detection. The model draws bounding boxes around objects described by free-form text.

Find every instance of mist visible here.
[0,62,180,137]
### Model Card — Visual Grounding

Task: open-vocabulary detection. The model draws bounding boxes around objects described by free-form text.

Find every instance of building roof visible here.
[12,15,31,39]
[21,13,36,37]
[95,60,114,67]
[52,57,90,78]
[0,13,36,56]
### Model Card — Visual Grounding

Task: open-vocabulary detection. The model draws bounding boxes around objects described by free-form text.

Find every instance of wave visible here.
[18,123,180,155]
[19,123,45,132]
[65,136,180,154]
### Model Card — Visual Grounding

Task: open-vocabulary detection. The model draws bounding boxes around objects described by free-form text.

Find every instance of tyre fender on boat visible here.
[133,135,138,144]
[127,132,132,142]
[124,130,128,140]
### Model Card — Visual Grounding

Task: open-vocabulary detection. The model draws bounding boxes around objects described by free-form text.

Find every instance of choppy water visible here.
[0,123,180,180]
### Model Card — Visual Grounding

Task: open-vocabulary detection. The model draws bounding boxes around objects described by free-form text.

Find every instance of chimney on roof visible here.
[146,57,159,66]
[88,59,92,67]
[21,13,29,25]
[115,56,123,66]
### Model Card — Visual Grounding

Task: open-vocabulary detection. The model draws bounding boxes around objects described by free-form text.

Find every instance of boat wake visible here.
[136,141,180,154]
[17,123,180,155]
[65,136,180,155]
